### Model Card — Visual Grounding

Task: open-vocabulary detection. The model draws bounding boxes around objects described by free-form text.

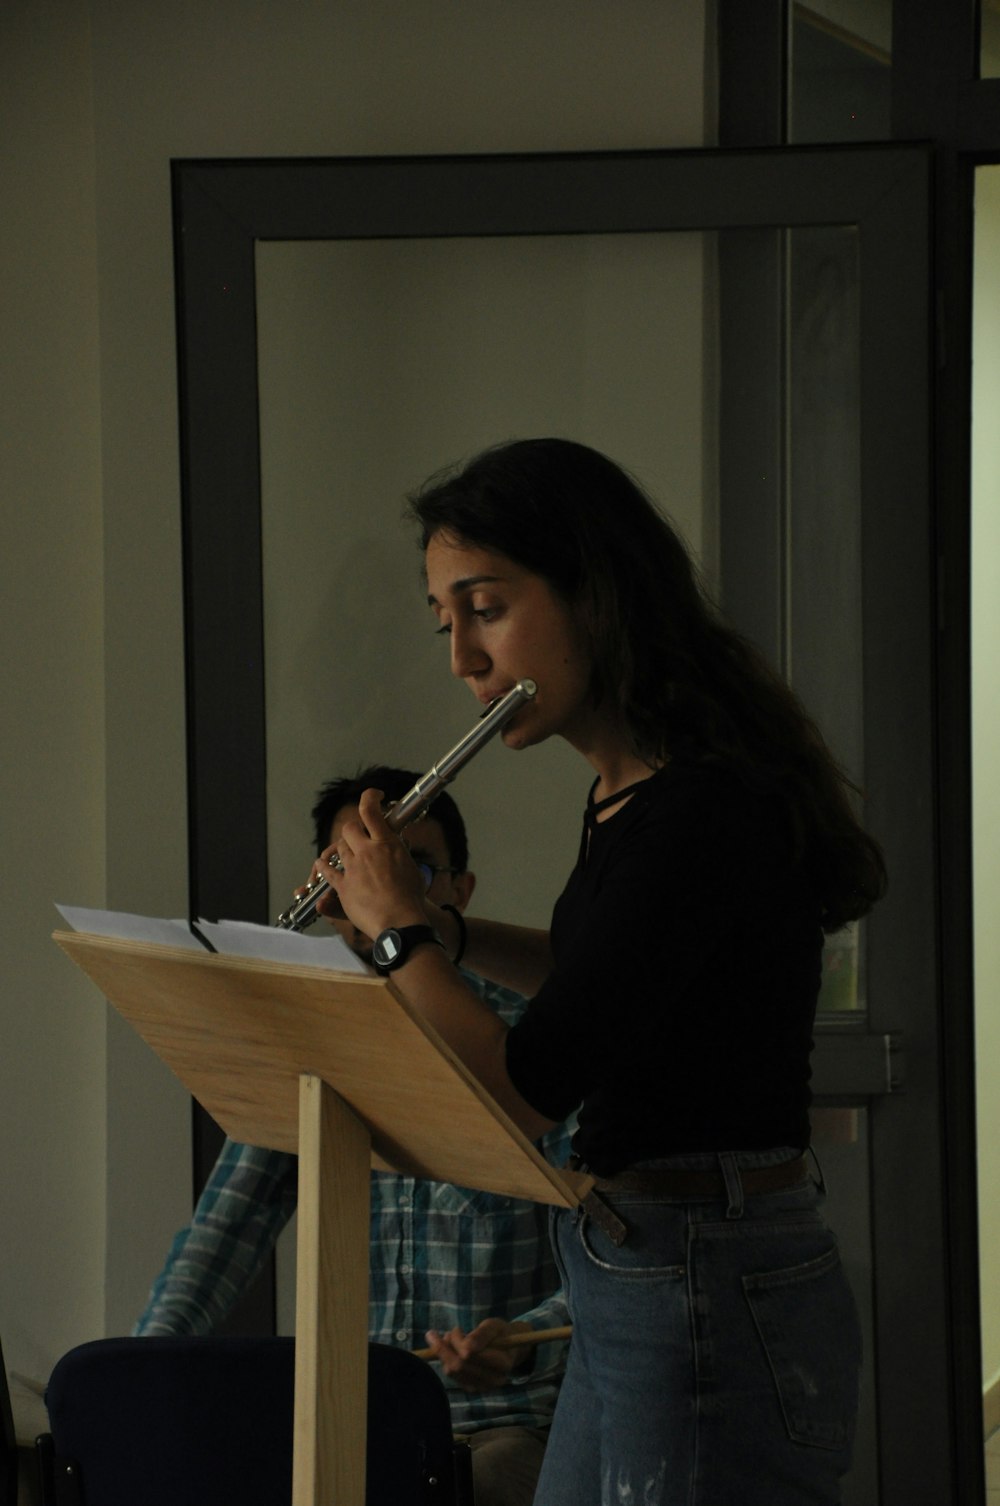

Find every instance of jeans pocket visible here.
[576,1205,687,1280]
[742,1243,861,1451]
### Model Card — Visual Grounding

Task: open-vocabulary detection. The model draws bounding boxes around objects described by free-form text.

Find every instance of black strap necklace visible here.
[585,774,657,825]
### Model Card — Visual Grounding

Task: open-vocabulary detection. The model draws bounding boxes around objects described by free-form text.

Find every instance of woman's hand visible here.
[314,787,428,939]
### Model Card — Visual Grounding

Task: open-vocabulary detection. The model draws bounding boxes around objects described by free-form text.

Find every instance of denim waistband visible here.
[621,1146,803,1173]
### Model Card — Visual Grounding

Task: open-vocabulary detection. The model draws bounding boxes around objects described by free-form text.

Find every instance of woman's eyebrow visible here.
[426,573,503,606]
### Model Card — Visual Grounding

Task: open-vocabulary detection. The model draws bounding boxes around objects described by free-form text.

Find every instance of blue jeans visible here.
[535,1151,861,1506]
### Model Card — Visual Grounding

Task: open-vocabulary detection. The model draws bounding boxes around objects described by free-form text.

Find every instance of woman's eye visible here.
[434,607,496,633]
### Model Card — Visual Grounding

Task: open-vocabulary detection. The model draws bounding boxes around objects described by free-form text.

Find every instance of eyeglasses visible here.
[416,862,462,891]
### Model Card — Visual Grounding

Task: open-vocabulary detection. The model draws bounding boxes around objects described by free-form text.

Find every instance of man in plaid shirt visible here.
[134,767,574,1506]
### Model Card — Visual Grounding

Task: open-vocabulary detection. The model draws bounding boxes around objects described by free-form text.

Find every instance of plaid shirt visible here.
[134,974,574,1432]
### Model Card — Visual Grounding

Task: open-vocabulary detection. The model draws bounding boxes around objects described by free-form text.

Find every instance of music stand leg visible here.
[292,1073,371,1506]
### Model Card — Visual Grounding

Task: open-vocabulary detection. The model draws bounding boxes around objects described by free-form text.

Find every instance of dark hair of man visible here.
[310,764,469,872]
[408,437,886,932]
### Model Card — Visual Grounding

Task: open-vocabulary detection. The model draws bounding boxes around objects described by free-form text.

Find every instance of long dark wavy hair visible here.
[407,437,886,932]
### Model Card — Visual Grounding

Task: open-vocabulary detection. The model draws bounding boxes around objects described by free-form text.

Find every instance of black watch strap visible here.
[371,924,445,975]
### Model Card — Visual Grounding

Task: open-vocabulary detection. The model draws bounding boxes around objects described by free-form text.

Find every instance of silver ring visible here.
[330,853,345,873]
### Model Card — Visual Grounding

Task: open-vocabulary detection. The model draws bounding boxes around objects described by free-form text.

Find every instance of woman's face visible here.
[425,530,596,753]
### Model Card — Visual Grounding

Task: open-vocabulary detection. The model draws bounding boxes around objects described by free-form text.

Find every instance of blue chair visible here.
[36,1337,472,1505]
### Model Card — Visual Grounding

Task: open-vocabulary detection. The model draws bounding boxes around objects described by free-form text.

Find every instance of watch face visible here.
[373,929,402,969]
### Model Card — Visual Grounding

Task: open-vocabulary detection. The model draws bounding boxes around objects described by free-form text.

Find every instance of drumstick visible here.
[412,1324,572,1361]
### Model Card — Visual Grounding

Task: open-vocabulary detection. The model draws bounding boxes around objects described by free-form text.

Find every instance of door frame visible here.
[172,144,958,1498]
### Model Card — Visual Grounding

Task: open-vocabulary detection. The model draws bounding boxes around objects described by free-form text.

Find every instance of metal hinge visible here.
[811,1028,903,1098]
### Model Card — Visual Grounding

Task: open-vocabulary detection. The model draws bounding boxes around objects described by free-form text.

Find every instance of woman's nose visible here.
[449,622,489,680]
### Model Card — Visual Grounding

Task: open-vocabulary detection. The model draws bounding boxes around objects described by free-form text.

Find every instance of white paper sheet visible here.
[55,905,204,950]
[55,904,371,974]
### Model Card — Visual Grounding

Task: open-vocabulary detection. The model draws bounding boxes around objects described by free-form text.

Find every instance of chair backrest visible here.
[39,1336,467,1506]
[1,1336,17,1506]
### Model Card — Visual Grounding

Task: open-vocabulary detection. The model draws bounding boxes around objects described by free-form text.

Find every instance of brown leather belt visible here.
[586,1153,810,1199]
[568,1154,811,1249]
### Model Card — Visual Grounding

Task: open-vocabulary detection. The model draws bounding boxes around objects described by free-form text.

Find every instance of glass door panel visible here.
[255,231,711,929]
[788,225,867,1017]
[814,1108,877,1503]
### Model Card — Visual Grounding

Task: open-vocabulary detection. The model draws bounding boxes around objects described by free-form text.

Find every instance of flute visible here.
[275,678,538,931]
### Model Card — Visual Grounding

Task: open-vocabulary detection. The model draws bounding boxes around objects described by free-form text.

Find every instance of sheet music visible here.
[55,904,370,974]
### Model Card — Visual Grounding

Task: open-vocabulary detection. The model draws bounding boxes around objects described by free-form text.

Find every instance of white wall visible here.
[973,163,1000,1392]
[0,0,708,1383]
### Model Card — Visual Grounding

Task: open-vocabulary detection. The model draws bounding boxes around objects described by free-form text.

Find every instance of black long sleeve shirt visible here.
[505,760,822,1176]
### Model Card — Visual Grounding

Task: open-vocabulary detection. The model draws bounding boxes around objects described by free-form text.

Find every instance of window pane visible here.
[983,3,1000,77]
[790,2,892,143]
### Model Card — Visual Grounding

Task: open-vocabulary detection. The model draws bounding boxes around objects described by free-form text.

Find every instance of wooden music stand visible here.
[53,930,590,1506]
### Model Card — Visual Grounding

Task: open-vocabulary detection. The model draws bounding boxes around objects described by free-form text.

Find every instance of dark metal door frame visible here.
[172,146,954,1499]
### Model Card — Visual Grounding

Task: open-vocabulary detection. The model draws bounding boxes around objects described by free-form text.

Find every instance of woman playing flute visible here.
[315,437,886,1506]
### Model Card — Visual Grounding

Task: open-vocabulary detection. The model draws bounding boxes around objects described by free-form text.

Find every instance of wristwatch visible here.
[371,924,445,975]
